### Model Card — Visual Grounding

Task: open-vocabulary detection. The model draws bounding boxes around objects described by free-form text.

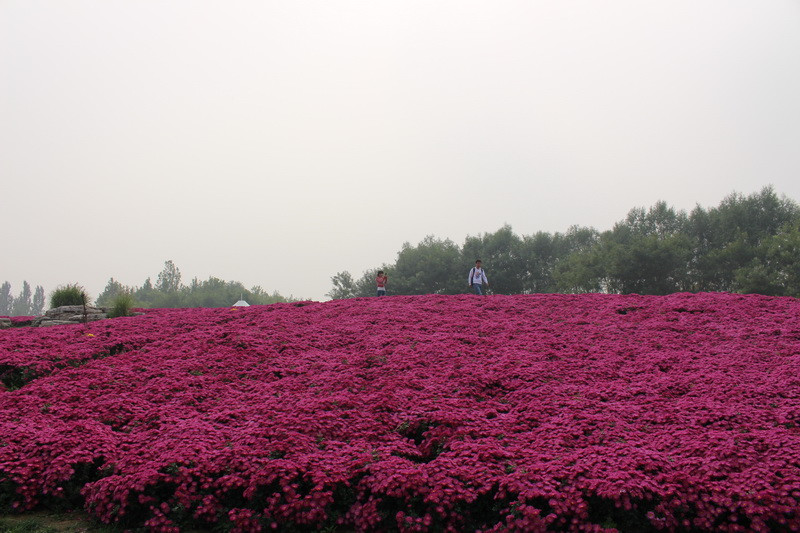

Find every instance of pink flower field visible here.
[1,293,799,532]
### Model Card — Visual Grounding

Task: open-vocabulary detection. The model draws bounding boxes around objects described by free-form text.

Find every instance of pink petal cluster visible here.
[1,293,799,532]
[0,316,36,326]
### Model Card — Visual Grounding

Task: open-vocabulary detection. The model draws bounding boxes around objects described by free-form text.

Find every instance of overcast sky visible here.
[2,1,799,302]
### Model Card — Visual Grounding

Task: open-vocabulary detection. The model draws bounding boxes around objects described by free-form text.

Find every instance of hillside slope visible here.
[1,293,799,532]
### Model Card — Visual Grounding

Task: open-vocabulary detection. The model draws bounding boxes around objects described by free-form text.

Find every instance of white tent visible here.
[232,299,250,307]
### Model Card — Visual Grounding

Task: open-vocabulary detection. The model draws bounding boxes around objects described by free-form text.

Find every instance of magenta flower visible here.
[1,294,799,531]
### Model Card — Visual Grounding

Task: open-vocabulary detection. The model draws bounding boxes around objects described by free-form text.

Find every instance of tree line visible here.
[1,262,295,316]
[0,282,46,316]
[329,187,800,298]
[95,261,295,309]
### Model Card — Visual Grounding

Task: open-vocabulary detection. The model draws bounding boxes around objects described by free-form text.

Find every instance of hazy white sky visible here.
[2,1,800,302]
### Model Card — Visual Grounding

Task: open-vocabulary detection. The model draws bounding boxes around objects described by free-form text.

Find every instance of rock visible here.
[37,320,78,327]
[32,305,109,327]
[63,314,105,322]
[0,318,11,329]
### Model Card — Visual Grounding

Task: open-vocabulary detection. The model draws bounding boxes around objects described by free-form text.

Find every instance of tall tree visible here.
[591,202,691,295]
[134,277,157,307]
[553,244,606,293]
[688,187,800,291]
[324,188,800,298]
[355,266,395,297]
[462,225,525,294]
[96,278,129,307]
[391,236,462,295]
[0,282,12,315]
[327,271,357,299]
[12,281,33,316]
[523,226,599,293]
[156,260,182,293]
[32,286,45,315]
[249,286,291,305]
[733,222,800,297]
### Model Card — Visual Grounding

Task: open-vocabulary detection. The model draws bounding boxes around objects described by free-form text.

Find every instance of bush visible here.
[108,293,136,318]
[49,284,88,308]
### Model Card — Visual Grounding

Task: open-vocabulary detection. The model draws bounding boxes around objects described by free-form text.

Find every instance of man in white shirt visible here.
[468,260,489,295]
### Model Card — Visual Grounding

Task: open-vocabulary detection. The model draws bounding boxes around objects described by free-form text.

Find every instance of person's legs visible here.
[377,289,386,296]
[473,284,483,295]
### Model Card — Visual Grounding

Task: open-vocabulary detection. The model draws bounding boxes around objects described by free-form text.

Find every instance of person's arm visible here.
[468,268,473,286]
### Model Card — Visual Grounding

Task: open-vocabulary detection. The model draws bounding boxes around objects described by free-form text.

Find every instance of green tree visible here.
[128,264,294,308]
[11,281,33,316]
[520,232,557,293]
[523,226,599,293]
[462,225,525,294]
[391,236,462,295]
[96,278,130,307]
[32,286,45,315]
[156,260,182,293]
[354,265,395,297]
[733,223,800,297]
[249,286,292,305]
[599,202,692,294]
[151,288,184,308]
[134,277,158,307]
[0,282,12,315]
[180,277,252,307]
[327,271,357,299]
[553,244,606,293]
[322,188,800,298]
[688,187,800,291]
[328,266,394,299]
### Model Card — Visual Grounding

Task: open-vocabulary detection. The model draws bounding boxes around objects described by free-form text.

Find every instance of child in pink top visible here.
[376,271,388,296]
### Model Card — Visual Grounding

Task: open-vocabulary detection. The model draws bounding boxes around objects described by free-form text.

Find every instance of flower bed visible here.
[1,293,799,532]
[0,316,35,328]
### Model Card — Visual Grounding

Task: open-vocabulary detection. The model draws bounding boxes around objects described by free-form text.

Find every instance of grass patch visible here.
[49,285,88,309]
[0,511,120,532]
[107,293,135,319]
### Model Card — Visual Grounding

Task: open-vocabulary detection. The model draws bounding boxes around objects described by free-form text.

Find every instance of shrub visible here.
[49,284,88,308]
[108,293,135,318]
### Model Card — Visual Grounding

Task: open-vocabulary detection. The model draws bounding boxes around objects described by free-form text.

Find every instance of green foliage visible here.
[463,225,524,294]
[519,228,597,293]
[733,222,800,297]
[11,281,32,316]
[0,282,46,316]
[327,271,357,299]
[50,284,88,309]
[687,186,800,291]
[355,266,393,297]
[328,268,389,299]
[32,286,45,316]
[155,260,182,293]
[598,202,693,295]
[108,293,136,318]
[331,187,800,298]
[392,236,463,295]
[96,263,295,309]
[95,278,129,308]
[553,244,606,293]
[0,281,12,315]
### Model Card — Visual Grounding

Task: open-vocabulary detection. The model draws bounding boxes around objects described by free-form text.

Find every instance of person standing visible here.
[376,271,388,296]
[468,260,489,295]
